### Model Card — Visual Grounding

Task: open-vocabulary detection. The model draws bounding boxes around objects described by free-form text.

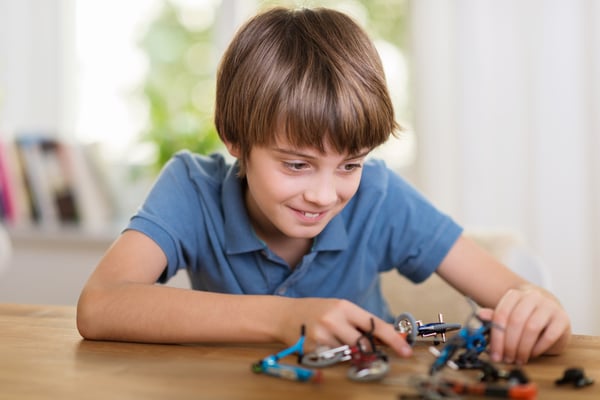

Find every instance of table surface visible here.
[0,303,598,399]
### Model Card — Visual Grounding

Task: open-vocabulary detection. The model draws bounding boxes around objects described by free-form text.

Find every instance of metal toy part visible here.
[301,344,353,368]
[301,317,390,382]
[346,318,390,382]
[394,312,461,346]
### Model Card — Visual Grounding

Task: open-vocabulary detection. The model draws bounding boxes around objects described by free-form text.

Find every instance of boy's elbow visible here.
[76,290,102,340]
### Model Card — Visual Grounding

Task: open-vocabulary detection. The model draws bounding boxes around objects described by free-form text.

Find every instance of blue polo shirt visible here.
[127,151,462,322]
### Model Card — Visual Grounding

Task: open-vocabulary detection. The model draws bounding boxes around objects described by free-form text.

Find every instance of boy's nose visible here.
[304,175,337,206]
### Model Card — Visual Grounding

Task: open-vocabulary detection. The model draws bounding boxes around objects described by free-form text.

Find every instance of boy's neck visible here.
[264,235,313,269]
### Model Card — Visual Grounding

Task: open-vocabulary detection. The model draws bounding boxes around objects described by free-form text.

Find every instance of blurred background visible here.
[0,0,598,335]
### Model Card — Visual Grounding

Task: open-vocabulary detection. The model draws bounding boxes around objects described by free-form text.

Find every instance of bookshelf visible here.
[0,135,120,230]
[0,134,191,305]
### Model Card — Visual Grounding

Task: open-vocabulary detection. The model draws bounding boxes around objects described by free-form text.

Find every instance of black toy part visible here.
[555,367,594,388]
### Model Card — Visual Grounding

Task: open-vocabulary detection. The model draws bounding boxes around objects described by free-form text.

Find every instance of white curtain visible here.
[410,0,599,335]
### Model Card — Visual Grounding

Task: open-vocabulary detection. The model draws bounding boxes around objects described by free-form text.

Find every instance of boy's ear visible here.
[224,141,241,158]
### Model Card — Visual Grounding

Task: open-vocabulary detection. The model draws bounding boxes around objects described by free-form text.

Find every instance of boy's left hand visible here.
[485,285,571,364]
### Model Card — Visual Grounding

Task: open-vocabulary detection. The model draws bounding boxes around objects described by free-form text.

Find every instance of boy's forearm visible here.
[77,283,292,344]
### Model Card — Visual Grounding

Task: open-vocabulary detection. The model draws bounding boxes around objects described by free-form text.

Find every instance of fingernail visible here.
[491,352,501,362]
[401,346,413,357]
[504,357,514,364]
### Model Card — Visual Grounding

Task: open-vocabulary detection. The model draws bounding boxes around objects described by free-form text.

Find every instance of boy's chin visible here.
[284,227,325,240]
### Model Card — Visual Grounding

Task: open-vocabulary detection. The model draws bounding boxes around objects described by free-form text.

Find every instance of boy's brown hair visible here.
[214,7,400,175]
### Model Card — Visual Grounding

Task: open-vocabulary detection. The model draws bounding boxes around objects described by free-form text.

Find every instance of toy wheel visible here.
[347,359,390,382]
[301,351,345,368]
[507,368,530,384]
[394,312,418,346]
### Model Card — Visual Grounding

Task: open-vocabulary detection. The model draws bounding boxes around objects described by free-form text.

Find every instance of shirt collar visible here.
[311,213,348,251]
[222,162,265,254]
[222,161,349,254]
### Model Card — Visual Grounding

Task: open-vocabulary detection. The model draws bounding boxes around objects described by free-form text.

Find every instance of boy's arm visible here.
[76,230,412,356]
[77,230,292,344]
[435,234,571,364]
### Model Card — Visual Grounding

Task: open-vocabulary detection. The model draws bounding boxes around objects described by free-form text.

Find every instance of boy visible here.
[77,6,570,365]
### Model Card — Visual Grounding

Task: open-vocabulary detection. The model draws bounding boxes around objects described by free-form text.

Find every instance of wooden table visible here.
[0,304,598,399]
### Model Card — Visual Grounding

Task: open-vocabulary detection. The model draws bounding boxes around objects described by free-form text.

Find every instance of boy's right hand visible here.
[278,297,413,357]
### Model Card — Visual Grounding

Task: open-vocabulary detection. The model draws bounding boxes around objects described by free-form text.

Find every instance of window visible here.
[71,0,414,173]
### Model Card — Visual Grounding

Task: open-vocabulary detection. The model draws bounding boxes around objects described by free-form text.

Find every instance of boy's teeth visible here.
[304,212,319,218]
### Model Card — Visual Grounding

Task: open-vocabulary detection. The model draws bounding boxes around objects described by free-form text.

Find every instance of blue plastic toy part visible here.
[429,299,500,375]
[251,325,322,383]
[252,358,322,382]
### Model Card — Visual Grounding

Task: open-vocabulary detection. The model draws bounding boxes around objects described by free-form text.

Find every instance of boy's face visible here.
[241,137,369,242]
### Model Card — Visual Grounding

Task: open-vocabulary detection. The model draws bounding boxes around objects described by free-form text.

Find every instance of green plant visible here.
[137,1,222,172]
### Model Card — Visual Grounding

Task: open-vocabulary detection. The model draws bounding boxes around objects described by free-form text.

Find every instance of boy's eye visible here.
[284,161,309,171]
[342,163,362,172]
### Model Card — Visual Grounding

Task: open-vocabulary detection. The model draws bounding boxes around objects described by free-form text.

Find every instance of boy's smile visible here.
[241,138,369,252]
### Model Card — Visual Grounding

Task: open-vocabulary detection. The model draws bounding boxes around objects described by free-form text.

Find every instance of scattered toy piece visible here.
[347,318,390,382]
[301,343,353,368]
[251,325,322,383]
[400,375,537,400]
[429,298,505,376]
[394,312,461,346]
[555,367,594,388]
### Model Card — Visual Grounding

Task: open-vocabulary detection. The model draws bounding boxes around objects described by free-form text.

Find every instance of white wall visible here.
[411,0,599,335]
[0,0,71,135]
[0,232,190,305]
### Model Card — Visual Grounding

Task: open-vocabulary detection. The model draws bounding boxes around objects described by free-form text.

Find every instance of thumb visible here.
[477,308,494,321]
[377,321,413,357]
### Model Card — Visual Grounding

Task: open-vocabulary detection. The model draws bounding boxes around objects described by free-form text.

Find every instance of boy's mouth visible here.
[291,207,326,222]
[303,211,320,218]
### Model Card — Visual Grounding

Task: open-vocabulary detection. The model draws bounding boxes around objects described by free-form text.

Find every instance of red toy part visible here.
[443,379,538,400]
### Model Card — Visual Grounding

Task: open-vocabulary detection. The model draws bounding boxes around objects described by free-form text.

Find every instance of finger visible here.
[477,308,494,321]
[300,300,363,350]
[514,305,552,364]
[502,295,538,364]
[334,326,367,348]
[488,291,519,362]
[376,319,413,357]
[531,310,571,357]
[315,316,377,351]
[302,324,344,351]
[349,314,412,357]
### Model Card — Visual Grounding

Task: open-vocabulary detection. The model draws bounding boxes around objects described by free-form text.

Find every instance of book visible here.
[0,141,11,221]
[14,136,57,226]
[61,141,115,231]
[2,134,117,231]
[39,139,79,223]
[0,138,32,226]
